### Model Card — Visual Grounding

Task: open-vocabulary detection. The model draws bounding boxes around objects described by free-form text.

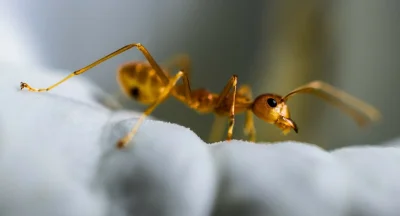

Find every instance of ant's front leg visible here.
[215,75,238,141]
[238,85,256,142]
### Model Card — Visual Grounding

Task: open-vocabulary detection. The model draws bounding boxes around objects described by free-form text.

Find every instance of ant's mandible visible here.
[20,43,381,148]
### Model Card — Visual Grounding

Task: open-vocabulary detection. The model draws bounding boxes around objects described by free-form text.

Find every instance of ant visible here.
[20,43,381,149]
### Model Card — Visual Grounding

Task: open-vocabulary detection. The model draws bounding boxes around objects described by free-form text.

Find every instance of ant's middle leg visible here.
[208,84,255,143]
[162,54,192,80]
[215,75,238,141]
[208,115,227,143]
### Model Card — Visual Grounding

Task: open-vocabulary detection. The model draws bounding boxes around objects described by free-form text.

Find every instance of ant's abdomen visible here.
[117,61,167,104]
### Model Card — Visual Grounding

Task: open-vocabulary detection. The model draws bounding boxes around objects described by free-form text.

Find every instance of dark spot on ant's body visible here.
[130,87,140,98]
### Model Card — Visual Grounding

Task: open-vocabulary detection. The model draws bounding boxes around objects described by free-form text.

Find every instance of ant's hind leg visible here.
[216,75,238,141]
[116,70,190,149]
[20,43,169,92]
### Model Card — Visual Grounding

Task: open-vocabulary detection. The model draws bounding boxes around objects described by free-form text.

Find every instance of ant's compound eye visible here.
[266,98,277,107]
[130,87,140,98]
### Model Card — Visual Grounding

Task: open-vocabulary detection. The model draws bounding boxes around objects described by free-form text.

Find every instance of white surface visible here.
[0,5,39,65]
[0,62,400,216]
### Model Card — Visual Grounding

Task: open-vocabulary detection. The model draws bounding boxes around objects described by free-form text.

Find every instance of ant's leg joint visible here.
[134,43,143,50]
[232,75,238,85]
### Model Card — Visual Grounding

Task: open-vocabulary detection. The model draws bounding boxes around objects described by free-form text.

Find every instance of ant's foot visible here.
[20,82,28,90]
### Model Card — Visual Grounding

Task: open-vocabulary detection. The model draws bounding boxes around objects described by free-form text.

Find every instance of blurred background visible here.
[1,0,399,149]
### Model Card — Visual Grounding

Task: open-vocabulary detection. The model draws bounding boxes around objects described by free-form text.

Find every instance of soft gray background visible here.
[2,0,399,148]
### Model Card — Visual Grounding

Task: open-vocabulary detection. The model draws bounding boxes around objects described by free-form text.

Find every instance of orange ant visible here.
[20,43,381,148]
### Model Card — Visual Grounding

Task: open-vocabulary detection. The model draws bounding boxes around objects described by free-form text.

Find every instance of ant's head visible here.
[252,93,298,134]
